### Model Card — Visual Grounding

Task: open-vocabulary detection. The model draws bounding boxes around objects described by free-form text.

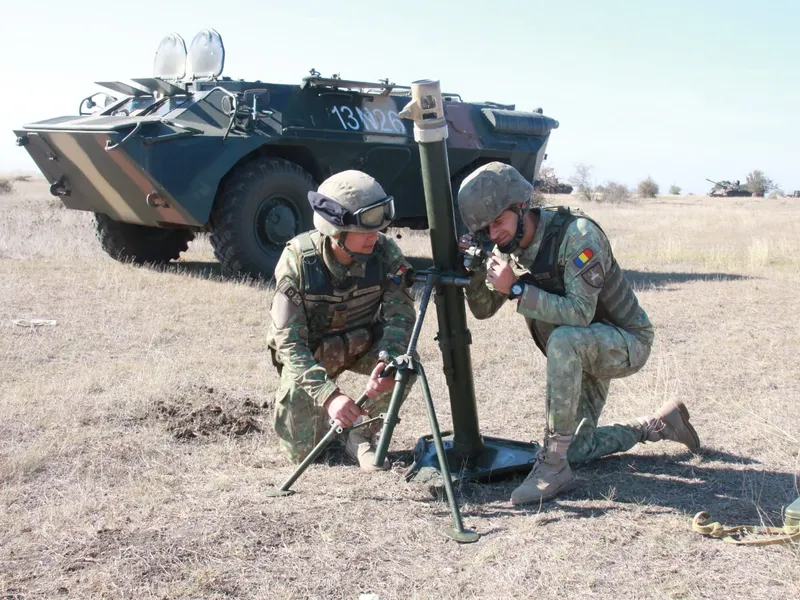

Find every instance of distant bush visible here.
[745,170,776,197]
[0,178,13,195]
[595,184,606,194]
[768,189,785,199]
[637,177,659,198]
[569,163,595,202]
[13,174,32,183]
[668,184,681,195]
[600,181,630,204]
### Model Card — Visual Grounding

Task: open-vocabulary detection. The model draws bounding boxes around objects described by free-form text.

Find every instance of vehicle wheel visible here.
[209,157,316,280]
[94,213,194,263]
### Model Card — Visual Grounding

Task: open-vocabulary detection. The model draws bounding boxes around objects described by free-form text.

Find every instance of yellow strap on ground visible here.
[692,512,800,546]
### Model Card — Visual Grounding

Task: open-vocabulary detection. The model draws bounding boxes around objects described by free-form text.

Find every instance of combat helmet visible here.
[308,170,395,261]
[457,162,533,252]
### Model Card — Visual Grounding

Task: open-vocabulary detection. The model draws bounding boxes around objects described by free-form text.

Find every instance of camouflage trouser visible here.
[273,349,416,463]
[543,323,651,464]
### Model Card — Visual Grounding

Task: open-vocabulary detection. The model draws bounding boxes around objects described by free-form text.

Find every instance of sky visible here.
[1,0,797,194]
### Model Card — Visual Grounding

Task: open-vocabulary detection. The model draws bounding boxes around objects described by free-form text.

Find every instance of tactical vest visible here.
[294,231,388,348]
[521,207,642,331]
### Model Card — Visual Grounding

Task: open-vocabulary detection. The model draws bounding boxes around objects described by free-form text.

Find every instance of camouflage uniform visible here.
[458,162,698,504]
[267,173,415,464]
[464,207,655,462]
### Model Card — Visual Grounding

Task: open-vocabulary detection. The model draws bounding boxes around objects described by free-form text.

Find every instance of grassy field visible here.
[1,179,799,599]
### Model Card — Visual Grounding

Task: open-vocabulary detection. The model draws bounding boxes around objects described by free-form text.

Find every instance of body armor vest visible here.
[521,207,642,331]
[294,231,388,348]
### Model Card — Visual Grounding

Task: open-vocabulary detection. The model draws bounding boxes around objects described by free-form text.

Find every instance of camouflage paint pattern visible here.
[267,232,416,462]
[17,129,201,226]
[16,73,558,230]
[442,103,482,151]
[464,207,655,462]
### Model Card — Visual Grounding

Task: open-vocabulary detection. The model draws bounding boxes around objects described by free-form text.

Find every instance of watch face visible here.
[511,283,523,296]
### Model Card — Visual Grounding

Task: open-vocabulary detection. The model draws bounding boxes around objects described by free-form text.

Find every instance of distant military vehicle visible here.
[13,29,559,279]
[706,178,753,198]
[534,166,573,194]
[536,181,574,194]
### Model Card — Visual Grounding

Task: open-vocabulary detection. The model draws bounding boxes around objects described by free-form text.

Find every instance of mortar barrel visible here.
[401,79,484,460]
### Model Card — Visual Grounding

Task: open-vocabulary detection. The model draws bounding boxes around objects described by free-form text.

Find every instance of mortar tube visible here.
[401,79,484,460]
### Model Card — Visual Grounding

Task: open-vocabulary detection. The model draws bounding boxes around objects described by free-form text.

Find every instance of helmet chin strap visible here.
[496,206,526,254]
[335,231,373,263]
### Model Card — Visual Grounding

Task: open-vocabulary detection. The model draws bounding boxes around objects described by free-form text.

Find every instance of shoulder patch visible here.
[277,279,303,306]
[572,247,595,268]
[581,263,605,288]
[390,263,408,284]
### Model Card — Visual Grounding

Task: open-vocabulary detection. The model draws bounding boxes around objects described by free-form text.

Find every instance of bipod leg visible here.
[371,362,413,468]
[372,275,436,467]
[416,360,479,543]
[265,393,370,497]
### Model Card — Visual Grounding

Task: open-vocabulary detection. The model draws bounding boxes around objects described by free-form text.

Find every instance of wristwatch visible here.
[508,280,525,300]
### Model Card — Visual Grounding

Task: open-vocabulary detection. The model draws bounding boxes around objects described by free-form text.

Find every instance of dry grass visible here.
[1,181,799,599]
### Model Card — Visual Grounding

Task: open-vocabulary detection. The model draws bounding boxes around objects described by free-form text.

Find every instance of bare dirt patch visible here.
[150,384,270,441]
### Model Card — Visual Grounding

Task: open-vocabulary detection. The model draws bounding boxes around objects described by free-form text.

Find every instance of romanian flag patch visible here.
[573,248,594,268]
[391,264,407,284]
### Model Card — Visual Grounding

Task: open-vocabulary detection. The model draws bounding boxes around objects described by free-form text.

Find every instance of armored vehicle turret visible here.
[14,29,560,279]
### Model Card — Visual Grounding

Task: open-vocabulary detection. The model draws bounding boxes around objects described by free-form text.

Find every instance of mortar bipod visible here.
[371,269,479,543]
[266,268,479,543]
[264,390,375,498]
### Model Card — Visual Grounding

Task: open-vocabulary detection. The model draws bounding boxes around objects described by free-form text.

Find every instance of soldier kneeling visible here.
[267,170,416,470]
[457,162,701,504]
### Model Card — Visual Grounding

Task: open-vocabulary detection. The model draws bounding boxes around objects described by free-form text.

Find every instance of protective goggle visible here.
[309,192,395,229]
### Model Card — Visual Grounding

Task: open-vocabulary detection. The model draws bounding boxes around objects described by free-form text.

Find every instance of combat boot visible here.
[636,399,700,451]
[511,434,577,505]
[345,427,390,472]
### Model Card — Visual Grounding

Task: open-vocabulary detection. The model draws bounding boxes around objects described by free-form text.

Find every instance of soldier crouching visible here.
[266,170,416,470]
[456,162,701,505]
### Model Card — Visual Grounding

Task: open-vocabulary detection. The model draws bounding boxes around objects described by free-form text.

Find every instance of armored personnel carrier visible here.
[14,29,560,279]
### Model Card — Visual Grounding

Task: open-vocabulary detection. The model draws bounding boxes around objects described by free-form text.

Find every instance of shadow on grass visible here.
[625,270,752,288]
[133,255,752,295]
[466,449,797,528]
[262,440,796,539]
[154,260,275,287]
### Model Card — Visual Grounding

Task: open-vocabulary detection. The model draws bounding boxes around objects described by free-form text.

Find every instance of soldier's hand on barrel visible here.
[365,361,394,398]
[324,392,366,428]
[486,253,516,294]
[458,233,474,252]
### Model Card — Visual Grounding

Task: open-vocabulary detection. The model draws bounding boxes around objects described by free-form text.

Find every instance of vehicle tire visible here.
[209,157,316,280]
[94,213,194,263]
